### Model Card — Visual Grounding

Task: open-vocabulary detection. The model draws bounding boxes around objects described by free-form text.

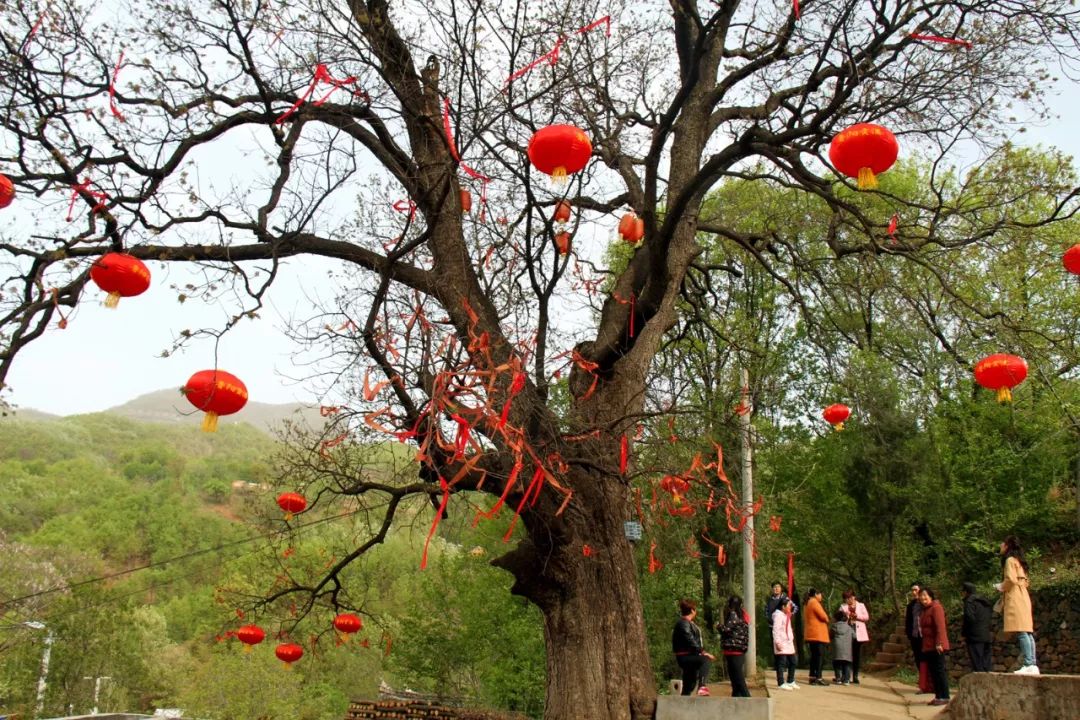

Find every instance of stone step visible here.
[882,641,907,654]
[873,652,904,664]
[864,662,896,673]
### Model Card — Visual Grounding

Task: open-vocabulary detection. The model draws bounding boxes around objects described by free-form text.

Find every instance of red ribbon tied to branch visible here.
[109,51,126,121]
[275,64,365,124]
[442,98,492,211]
[505,16,612,87]
[909,33,973,49]
[420,476,450,570]
[66,179,108,221]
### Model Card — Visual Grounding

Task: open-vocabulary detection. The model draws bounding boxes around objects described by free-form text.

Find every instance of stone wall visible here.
[948,672,1080,720]
[944,584,1080,678]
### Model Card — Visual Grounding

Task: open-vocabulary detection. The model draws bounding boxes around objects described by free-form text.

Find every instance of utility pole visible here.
[84,675,112,715]
[740,369,756,676]
[24,621,53,719]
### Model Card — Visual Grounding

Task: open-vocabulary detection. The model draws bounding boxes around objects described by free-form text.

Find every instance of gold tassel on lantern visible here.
[857,167,878,190]
[103,291,121,308]
[201,411,219,432]
[996,387,1012,403]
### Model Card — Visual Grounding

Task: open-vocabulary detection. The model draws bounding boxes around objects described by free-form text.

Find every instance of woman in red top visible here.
[918,588,950,706]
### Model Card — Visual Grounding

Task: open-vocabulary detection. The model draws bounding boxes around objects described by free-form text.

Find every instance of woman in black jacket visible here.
[672,598,714,696]
[961,582,994,672]
[719,595,752,697]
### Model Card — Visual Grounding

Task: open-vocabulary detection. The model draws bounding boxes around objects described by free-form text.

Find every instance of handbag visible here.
[720,614,749,653]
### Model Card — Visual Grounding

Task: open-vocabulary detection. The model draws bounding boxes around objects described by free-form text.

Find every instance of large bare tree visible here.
[3,1,1079,717]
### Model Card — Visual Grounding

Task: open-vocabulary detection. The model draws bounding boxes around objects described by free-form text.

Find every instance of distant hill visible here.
[4,388,326,435]
[0,406,58,422]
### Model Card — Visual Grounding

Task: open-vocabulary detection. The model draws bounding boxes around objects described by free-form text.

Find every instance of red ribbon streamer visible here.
[576,16,611,36]
[472,461,522,527]
[21,9,47,53]
[420,476,450,569]
[619,434,628,475]
[392,198,417,220]
[787,552,795,599]
[887,213,899,241]
[648,541,663,574]
[451,414,472,459]
[66,179,108,221]
[793,0,800,20]
[109,51,125,121]
[909,33,972,49]
[498,371,527,428]
[275,64,364,124]
[505,37,564,87]
[502,466,546,541]
[504,16,611,88]
[441,98,491,210]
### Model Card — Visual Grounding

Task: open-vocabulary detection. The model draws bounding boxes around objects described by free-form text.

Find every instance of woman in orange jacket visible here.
[803,588,831,686]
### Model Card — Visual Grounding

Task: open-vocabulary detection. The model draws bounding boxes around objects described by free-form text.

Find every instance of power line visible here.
[0,508,361,611]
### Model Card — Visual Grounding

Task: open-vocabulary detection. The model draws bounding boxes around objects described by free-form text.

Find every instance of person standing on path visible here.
[996,536,1039,675]
[961,581,993,672]
[803,588,830,686]
[672,598,714,695]
[904,582,932,692]
[772,598,798,690]
[719,595,752,697]
[838,590,869,684]
[765,581,798,628]
[918,587,950,707]
[830,608,854,685]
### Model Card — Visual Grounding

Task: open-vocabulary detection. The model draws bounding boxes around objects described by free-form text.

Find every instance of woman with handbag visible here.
[997,536,1039,675]
[672,599,714,695]
[719,595,752,697]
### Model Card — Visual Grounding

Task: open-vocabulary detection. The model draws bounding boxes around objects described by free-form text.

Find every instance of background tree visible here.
[3,1,1080,718]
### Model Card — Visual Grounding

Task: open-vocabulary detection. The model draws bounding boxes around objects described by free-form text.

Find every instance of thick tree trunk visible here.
[494,471,656,720]
[539,553,655,720]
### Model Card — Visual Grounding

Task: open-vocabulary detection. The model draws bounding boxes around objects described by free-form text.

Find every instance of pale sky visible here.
[6,81,1080,417]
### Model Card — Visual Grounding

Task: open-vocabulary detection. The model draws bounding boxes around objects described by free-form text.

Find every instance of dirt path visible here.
[740,669,948,720]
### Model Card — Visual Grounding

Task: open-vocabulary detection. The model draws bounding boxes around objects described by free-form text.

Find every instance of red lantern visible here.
[660,475,690,504]
[974,354,1028,403]
[618,213,644,244]
[460,189,472,214]
[275,642,304,669]
[236,624,265,652]
[182,369,248,432]
[333,613,363,636]
[276,492,307,520]
[822,403,851,431]
[0,173,14,208]
[1064,244,1080,275]
[553,200,572,225]
[89,253,151,308]
[527,125,592,183]
[555,231,571,256]
[829,123,899,190]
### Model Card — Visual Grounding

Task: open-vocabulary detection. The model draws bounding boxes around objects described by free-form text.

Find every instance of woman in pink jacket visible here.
[772,598,798,690]
[839,589,870,684]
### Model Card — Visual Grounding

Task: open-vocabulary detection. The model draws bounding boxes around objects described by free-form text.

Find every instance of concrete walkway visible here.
[761,670,948,720]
